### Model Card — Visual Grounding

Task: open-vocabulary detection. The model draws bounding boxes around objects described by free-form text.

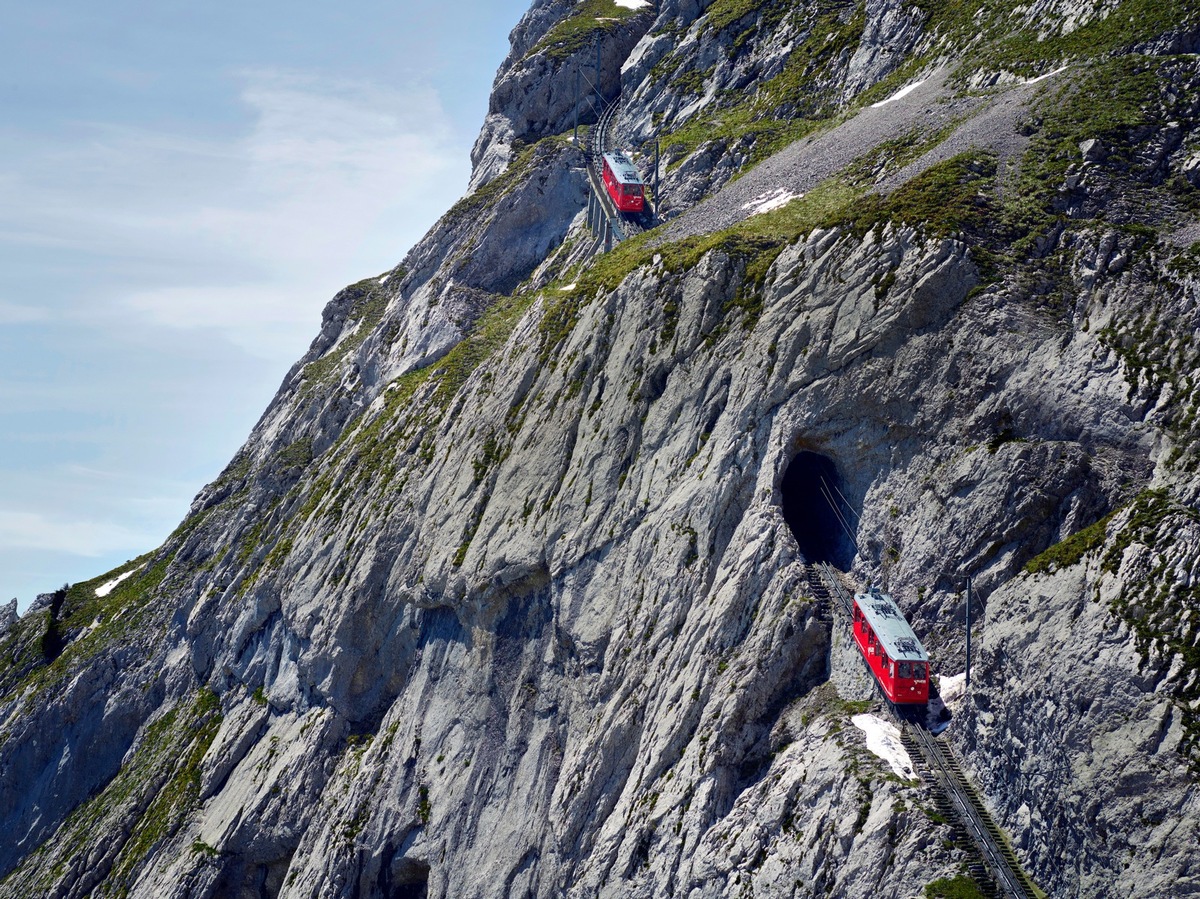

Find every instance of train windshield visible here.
[898,662,912,679]
[913,663,926,680]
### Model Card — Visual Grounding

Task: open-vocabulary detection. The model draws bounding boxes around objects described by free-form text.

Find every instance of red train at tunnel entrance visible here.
[852,587,930,705]
[601,151,645,212]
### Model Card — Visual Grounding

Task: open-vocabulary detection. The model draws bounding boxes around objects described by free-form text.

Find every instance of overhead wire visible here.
[827,478,860,523]
[819,477,860,556]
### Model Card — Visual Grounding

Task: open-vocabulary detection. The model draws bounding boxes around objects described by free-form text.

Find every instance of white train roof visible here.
[854,588,928,662]
[603,151,643,185]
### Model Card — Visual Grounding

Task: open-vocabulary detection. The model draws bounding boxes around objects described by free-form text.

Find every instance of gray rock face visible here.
[842,0,926,99]
[25,592,56,617]
[955,503,1200,897]
[0,600,15,639]
[3,2,1200,899]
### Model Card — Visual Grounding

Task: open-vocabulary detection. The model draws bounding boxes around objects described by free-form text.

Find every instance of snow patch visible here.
[1021,65,1068,85]
[852,714,918,780]
[938,671,967,709]
[377,274,389,284]
[742,188,800,216]
[95,567,141,597]
[614,0,650,8]
[870,79,926,108]
[559,283,578,291]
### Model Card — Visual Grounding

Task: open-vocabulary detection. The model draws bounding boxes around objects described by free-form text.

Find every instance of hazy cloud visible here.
[0,302,46,324]
[0,70,466,359]
[0,509,161,558]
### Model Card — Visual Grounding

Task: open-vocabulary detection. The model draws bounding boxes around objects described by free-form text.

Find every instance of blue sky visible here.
[0,0,531,609]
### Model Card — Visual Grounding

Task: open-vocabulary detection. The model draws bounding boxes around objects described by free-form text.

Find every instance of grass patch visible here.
[704,0,786,36]
[527,0,644,62]
[847,152,998,241]
[924,875,989,899]
[661,4,865,168]
[273,438,314,471]
[0,553,170,711]
[1024,510,1117,575]
[540,177,864,353]
[1003,56,1167,257]
[914,0,1199,79]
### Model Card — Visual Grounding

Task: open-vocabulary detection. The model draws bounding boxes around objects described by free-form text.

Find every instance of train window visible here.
[898,662,912,679]
[913,663,926,680]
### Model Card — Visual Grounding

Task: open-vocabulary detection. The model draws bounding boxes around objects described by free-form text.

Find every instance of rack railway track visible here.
[803,562,1040,899]
[584,94,653,243]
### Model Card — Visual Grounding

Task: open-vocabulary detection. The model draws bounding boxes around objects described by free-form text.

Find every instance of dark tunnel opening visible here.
[387,857,430,899]
[781,451,857,572]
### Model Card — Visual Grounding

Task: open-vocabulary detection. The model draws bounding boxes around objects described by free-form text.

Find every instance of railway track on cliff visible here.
[584,94,653,244]
[802,562,1039,899]
[902,726,1040,899]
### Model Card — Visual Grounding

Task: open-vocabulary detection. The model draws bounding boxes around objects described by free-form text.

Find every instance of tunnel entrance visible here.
[388,857,430,899]
[781,451,856,571]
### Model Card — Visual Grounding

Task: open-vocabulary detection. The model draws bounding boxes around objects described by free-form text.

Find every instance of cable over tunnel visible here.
[780,451,857,571]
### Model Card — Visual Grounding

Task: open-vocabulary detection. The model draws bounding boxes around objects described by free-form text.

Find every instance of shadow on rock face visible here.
[780,451,857,572]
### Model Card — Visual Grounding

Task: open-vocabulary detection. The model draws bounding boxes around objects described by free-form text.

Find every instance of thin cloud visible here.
[0,302,46,324]
[0,509,160,558]
[0,69,467,360]
[115,71,463,354]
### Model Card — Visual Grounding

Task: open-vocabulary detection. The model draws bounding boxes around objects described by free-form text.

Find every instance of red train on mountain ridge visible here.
[852,586,930,705]
[601,151,645,213]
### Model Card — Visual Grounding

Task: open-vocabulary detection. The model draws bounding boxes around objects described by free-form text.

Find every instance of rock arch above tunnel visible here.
[780,451,857,571]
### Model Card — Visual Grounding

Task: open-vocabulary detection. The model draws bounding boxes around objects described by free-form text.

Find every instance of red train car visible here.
[602,151,645,213]
[852,587,930,705]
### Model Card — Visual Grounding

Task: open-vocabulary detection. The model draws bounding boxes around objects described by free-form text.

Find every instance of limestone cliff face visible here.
[3,2,1200,898]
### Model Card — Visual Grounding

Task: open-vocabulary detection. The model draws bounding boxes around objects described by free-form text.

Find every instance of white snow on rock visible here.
[870,79,926,108]
[938,671,967,710]
[1022,65,1068,85]
[852,714,918,780]
[559,283,578,291]
[614,0,650,8]
[95,567,141,598]
[742,188,800,216]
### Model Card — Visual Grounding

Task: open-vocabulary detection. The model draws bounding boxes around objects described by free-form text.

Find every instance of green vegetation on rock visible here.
[924,875,989,899]
[301,274,394,391]
[662,3,866,168]
[0,553,170,711]
[1024,510,1116,575]
[527,0,645,62]
[1099,490,1200,769]
[915,0,1200,78]
[0,690,223,896]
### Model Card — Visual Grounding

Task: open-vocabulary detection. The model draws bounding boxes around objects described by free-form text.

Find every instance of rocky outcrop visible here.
[0,600,16,639]
[3,1,1200,898]
[956,495,1200,897]
[470,0,654,189]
